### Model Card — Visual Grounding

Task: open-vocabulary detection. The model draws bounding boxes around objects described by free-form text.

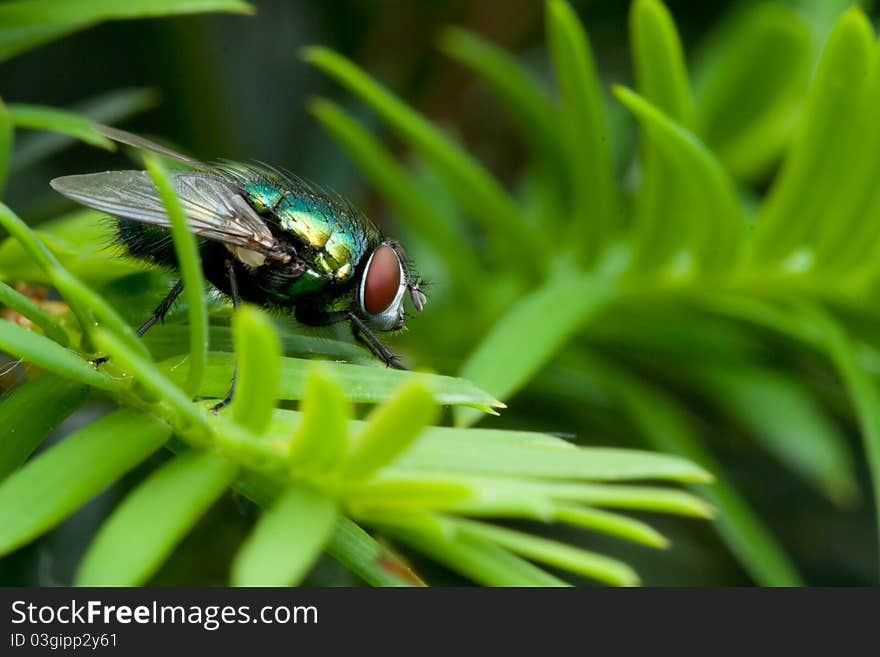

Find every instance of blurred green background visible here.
[2,0,880,586]
[2,1,735,222]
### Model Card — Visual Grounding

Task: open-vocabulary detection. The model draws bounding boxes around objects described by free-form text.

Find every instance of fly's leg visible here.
[136,279,185,337]
[348,312,407,370]
[91,279,184,367]
[295,304,407,370]
[210,261,240,412]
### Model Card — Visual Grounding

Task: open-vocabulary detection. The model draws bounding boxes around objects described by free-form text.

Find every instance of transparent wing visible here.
[50,171,277,253]
[92,123,201,165]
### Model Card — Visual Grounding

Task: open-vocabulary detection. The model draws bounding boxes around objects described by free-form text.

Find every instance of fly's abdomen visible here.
[116,218,178,268]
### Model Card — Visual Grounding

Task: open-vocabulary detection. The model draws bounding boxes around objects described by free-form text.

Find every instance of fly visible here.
[50,124,427,409]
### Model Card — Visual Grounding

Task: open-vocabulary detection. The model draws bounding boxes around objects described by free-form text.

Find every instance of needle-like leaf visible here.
[0,375,89,480]
[229,305,280,434]
[338,380,437,480]
[76,450,237,586]
[232,484,338,586]
[0,409,170,556]
[547,0,618,262]
[144,154,208,397]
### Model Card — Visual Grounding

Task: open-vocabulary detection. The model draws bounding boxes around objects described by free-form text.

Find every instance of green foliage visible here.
[692,4,812,181]
[76,450,238,586]
[456,270,612,426]
[0,410,170,555]
[0,2,714,587]
[0,98,12,195]
[11,89,159,174]
[437,27,565,188]
[302,46,546,277]
[6,105,115,151]
[546,0,617,262]
[2,0,878,587]
[0,196,712,587]
[232,485,338,586]
[0,316,113,391]
[0,376,89,479]
[144,155,209,397]
[0,0,253,62]
[0,279,68,345]
[302,1,880,585]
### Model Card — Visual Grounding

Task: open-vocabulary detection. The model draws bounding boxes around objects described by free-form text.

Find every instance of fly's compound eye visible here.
[359,244,406,330]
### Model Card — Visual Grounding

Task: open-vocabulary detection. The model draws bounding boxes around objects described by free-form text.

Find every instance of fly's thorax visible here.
[241,179,283,213]
[269,191,370,283]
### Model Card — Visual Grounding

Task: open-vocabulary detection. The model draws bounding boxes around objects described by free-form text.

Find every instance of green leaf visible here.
[547,0,618,262]
[287,367,349,473]
[228,305,281,434]
[578,353,804,585]
[0,279,69,345]
[628,0,702,276]
[234,474,423,586]
[349,472,712,518]
[0,0,253,23]
[456,271,613,426]
[0,318,113,391]
[308,98,481,289]
[587,308,761,367]
[698,366,857,505]
[12,88,159,172]
[164,352,504,414]
[144,154,208,397]
[0,409,170,556]
[232,484,338,586]
[0,210,143,286]
[76,450,237,586]
[0,0,254,62]
[325,516,425,587]
[384,522,568,586]
[144,322,367,363]
[555,505,669,548]
[630,0,694,128]
[336,476,474,517]
[437,27,565,184]
[813,41,880,273]
[693,4,812,182]
[805,304,880,574]
[750,8,876,263]
[7,104,115,150]
[0,23,82,66]
[0,97,12,195]
[615,86,744,274]
[301,46,545,272]
[398,428,712,483]
[338,380,437,480]
[786,0,868,46]
[447,516,639,586]
[0,202,67,273]
[93,329,211,440]
[266,405,711,487]
[0,202,150,359]
[0,375,89,480]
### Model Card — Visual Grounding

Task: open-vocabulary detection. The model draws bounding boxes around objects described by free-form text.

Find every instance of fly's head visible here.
[357,240,426,332]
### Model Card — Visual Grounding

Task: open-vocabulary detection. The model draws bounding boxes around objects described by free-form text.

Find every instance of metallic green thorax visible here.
[231,169,382,302]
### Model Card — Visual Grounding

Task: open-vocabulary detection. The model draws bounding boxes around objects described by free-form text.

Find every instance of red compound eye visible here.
[362,245,401,315]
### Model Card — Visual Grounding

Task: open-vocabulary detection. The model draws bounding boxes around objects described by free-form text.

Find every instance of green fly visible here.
[50,125,426,408]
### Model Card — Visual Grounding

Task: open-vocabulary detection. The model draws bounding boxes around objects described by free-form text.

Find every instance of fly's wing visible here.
[92,123,202,166]
[50,171,277,254]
